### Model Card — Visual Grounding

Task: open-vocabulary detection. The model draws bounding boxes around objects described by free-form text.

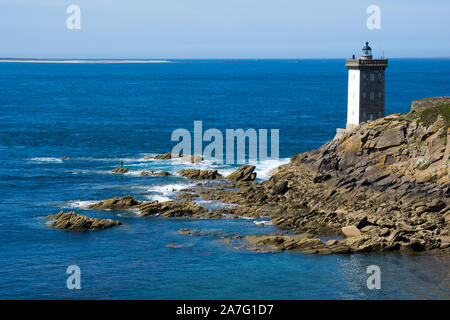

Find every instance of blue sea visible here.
[0,59,449,299]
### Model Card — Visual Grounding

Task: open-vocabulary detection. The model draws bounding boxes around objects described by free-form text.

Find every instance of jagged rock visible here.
[86,195,220,219]
[46,211,122,231]
[139,200,212,218]
[111,168,129,174]
[376,127,405,149]
[178,169,223,180]
[176,192,199,201]
[426,199,446,212]
[87,195,142,210]
[272,181,289,194]
[244,233,329,253]
[141,170,171,177]
[152,152,173,160]
[226,165,257,181]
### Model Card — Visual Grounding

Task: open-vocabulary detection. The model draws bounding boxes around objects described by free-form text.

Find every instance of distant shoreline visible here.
[0,58,171,64]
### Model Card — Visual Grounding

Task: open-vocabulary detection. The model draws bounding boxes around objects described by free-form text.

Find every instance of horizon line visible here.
[1,56,450,63]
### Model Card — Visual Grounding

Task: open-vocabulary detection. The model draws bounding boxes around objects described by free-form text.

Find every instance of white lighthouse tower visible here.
[345,42,388,130]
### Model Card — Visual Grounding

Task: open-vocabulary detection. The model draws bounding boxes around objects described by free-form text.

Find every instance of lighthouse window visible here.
[370,92,374,100]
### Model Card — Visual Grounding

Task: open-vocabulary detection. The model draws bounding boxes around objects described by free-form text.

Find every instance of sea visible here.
[0,59,449,299]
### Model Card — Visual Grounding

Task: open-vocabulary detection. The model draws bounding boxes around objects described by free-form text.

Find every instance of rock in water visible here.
[152,152,173,159]
[88,195,219,219]
[87,195,142,210]
[226,165,257,181]
[111,168,129,174]
[46,211,122,231]
[140,170,171,177]
[243,233,329,254]
[138,200,216,218]
[178,169,223,180]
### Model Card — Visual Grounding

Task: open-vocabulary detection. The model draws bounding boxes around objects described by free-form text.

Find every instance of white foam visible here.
[144,182,195,202]
[194,199,235,210]
[250,158,290,180]
[145,195,172,202]
[123,170,146,177]
[29,157,63,163]
[147,183,195,194]
[61,200,98,209]
[253,220,272,226]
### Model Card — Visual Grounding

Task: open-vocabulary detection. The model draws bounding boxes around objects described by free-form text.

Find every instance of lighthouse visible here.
[345,42,388,130]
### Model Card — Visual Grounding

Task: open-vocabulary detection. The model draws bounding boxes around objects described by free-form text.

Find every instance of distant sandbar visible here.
[0,58,171,64]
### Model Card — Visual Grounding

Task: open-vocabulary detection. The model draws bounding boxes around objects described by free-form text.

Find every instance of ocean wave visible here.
[144,182,195,202]
[250,158,290,180]
[253,220,272,226]
[194,199,236,210]
[61,200,98,209]
[29,157,64,163]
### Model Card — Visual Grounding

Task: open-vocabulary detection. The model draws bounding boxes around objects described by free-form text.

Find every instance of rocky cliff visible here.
[258,97,449,253]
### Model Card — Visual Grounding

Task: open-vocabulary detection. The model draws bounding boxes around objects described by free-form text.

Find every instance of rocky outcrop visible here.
[87,195,142,210]
[226,165,257,181]
[190,98,449,254]
[178,169,223,180]
[139,200,223,218]
[87,195,222,219]
[46,211,122,231]
[145,152,203,163]
[150,152,173,160]
[410,96,450,113]
[243,233,329,254]
[140,170,171,177]
[111,168,128,174]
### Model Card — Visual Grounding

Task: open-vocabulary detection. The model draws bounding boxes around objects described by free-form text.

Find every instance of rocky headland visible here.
[209,97,449,254]
[63,97,449,254]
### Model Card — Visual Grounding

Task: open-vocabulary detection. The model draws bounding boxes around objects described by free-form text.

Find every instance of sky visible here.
[0,0,449,59]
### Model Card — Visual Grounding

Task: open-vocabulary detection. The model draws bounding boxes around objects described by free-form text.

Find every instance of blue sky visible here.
[1,0,449,58]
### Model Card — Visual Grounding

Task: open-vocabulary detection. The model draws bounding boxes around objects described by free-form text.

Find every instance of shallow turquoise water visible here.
[0,60,449,299]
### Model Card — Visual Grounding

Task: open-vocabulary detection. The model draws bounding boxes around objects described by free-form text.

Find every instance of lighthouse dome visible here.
[362,42,372,60]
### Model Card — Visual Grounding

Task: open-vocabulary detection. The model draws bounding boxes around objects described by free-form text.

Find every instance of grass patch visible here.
[417,103,450,129]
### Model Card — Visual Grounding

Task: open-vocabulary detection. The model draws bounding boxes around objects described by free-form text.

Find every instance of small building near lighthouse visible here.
[335,42,389,139]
